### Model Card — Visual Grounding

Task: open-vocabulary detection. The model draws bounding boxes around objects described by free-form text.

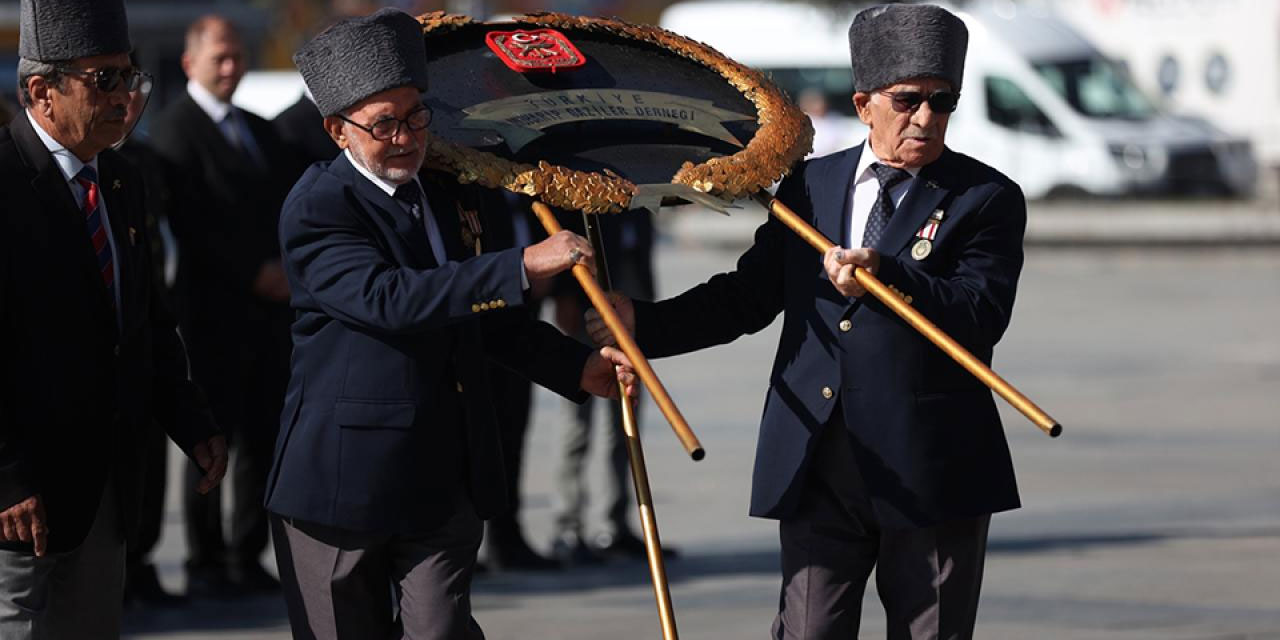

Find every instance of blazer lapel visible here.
[11,115,116,319]
[875,152,952,257]
[339,156,438,268]
[421,174,467,263]
[814,145,862,248]
[98,154,141,336]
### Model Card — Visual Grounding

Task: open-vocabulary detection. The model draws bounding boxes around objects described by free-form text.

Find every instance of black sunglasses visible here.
[57,66,150,93]
[877,90,961,114]
[338,107,432,141]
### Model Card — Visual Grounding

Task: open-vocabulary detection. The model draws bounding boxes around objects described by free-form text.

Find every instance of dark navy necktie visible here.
[219,109,266,168]
[393,181,425,219]
[861,163,912,248]
[394,181,446,263]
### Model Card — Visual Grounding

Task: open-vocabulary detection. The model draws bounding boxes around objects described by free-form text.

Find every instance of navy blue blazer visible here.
[0,115,218,553]
[634,145,1026,529]
[266,154,591,534]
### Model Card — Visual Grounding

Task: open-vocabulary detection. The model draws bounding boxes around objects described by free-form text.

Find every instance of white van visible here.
[659,0,1258,198]
[1047,0,1276,172]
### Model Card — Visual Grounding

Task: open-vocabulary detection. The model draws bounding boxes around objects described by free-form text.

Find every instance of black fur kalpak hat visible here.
[848,4,968,93]
[294,7,431,117]
[19,0,131,62]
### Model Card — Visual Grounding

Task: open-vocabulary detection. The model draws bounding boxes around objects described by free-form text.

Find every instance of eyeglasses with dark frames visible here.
[337,107,432,141]
[877,90,961,114]
[56,66,150,93]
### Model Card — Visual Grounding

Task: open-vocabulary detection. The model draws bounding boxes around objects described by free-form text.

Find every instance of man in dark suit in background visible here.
[274,92,337,168]
[150,13,298,596]
[113,69,188,608]
[588,5,1026,638]
[0,0,227,636]
[478,197,562,572]
[549,211,662,563]
[0,96,14,126]
[268,10,637,637]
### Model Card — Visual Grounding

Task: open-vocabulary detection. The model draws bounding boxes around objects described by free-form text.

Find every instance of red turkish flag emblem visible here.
[485,29,586,73]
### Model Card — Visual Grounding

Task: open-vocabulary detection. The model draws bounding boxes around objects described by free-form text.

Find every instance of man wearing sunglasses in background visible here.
[0,0,227,636]
[587,4,1026,638]
[150,14,302,599]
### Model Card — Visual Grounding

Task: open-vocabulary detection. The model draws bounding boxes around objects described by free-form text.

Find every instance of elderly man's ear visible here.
[852,92,872,125]
[323,115,348,149]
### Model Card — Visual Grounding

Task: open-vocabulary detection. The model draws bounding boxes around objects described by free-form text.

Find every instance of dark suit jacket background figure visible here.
[549,210,657,558]
[633,144,1024,529]
[474,195,563,570]
[150,93,299,585]
[0,113,219,556]
[115,131,187,602]
[272,95,337,169]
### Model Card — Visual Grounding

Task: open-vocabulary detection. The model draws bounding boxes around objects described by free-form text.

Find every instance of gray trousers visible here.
[772,419,991,640]
[553,396,633,536]
[0,484,125,640]
[272,510,485,640]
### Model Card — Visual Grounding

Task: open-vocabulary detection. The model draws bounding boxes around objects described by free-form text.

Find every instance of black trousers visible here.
[484,360,534,543]
[183,321,289,570]
[126,423,168,568]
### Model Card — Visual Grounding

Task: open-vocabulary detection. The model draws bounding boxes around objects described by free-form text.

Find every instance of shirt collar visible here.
[854,138,922,184]
[187,79,233,123]
[344,148,420,199]
[25,109,98,183]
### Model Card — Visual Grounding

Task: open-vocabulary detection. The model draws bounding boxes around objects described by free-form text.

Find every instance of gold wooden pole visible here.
[530,201,707,458]
[754,193,1062,438]
[580,211,680,640]
[618,387,680,640]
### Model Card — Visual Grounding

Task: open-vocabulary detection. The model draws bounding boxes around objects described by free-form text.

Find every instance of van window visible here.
[985,76,1060,137]
[760,68,858,117]
[1033,58,1154,120]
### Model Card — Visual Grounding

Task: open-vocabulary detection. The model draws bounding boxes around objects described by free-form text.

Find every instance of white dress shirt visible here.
[846,139,921,248]
[345,148,448,265]
[27,110,123,325]
[187,79,232,127]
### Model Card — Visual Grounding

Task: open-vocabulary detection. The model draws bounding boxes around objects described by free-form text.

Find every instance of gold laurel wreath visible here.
[417,11,814,214]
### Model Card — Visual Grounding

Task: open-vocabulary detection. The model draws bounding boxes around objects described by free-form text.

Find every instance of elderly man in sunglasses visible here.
[587,4,1026,638]
[0,0,228,637]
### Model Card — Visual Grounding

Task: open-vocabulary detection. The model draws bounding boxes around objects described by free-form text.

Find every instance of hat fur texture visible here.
[294,8,430,117]
[848,4,968,93]
[19,0,131,62]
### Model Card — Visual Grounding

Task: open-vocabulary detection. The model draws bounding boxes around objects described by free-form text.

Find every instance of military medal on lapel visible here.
[911,209,945,260]
[457,204,483,256]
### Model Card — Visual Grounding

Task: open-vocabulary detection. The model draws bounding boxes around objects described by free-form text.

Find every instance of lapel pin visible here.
[925,180,939,189]
[128,227,137,246]
[112,179,122,190]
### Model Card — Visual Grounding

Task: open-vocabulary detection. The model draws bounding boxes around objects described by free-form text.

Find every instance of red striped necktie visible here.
[75,165,116,307]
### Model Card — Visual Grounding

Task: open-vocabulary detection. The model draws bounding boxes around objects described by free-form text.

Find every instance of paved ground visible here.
[124,228,1280,638]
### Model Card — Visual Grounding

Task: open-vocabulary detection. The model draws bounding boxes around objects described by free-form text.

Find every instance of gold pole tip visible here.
[690,448,706,461]
[1048,423,1063,438]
